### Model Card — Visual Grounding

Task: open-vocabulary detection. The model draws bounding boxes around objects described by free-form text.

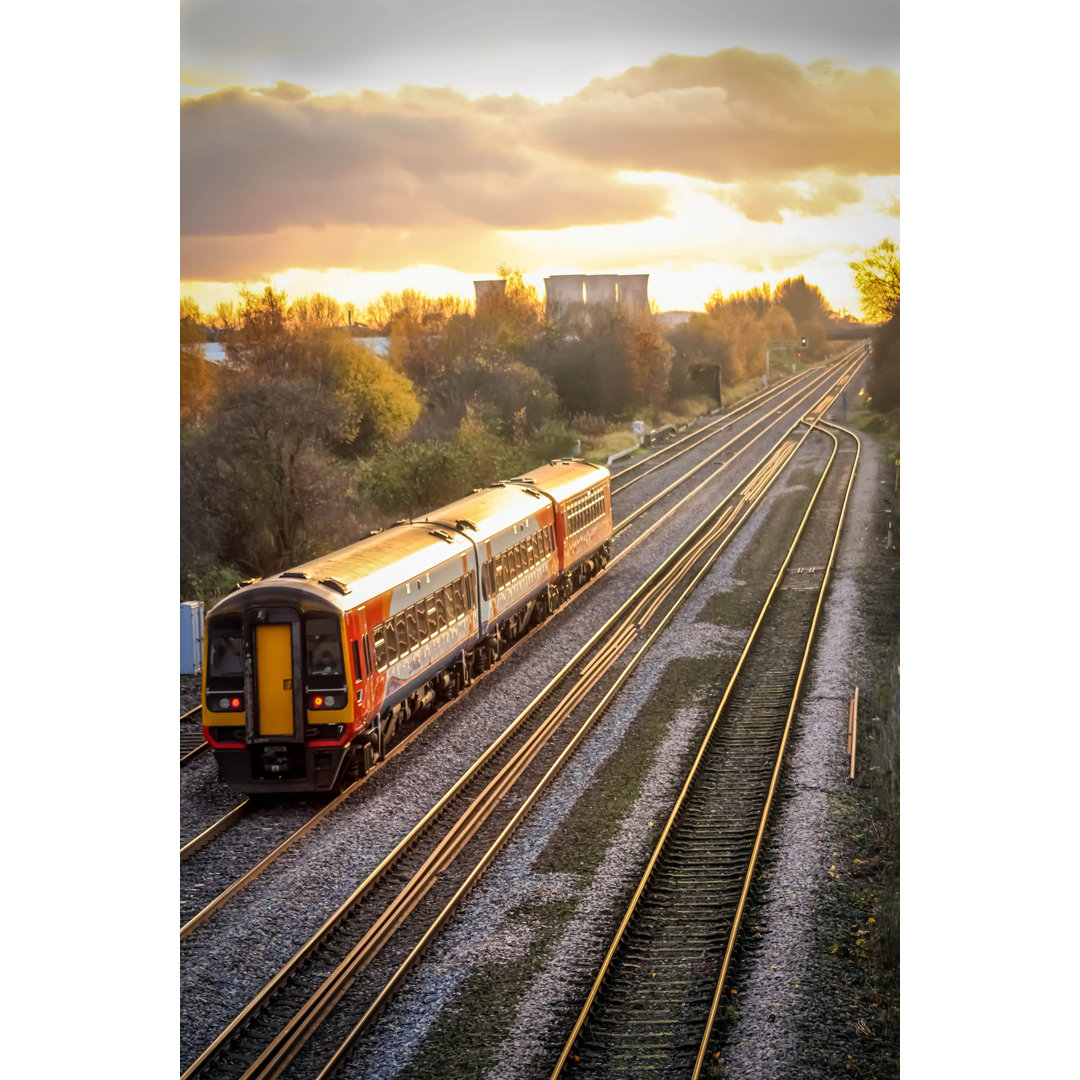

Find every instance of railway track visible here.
[606,358,839,494]
[180,371,860,1080]
[180,705,208,764]
[178,353,866,913]
[549,418,861,1079]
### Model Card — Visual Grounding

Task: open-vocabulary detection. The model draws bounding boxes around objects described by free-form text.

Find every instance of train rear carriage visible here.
[421,482,559,652]
[509,459,612,596]
[202,523,480,794]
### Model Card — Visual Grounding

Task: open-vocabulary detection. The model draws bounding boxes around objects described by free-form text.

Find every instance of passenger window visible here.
[435,593,447,630]
[416,602,427,641]
[452,578,465,614]
[405,611,418,649]
[396,616,409,654]
[384,622,397,665]
[468,571,476,607]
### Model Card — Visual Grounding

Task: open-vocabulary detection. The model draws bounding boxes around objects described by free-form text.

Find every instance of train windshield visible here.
[207,618,244,684]
[305,616,345,680]
[207,626,244,673]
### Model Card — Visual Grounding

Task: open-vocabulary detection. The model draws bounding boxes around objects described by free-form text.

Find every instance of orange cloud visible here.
[720,175,866,223]
[538,49,899,181]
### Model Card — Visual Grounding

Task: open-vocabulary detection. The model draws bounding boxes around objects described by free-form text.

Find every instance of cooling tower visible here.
[473,279,507,303]
[617,274,650,312]
[544,274,586,313]
[584,274,619,307]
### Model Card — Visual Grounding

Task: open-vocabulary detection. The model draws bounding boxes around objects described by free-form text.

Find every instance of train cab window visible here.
[207,618,244,686]
[305,617,345,685]
[351,640,362,681]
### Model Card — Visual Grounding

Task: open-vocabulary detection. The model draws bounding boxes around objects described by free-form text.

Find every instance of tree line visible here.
[181,267,857,601]
[848,239,900,414]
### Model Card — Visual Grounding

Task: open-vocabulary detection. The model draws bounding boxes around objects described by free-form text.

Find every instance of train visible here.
[202,459,613,794]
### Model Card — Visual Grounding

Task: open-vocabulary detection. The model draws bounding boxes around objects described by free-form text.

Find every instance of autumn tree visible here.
[181,296,206,344]
[289,292,345,331]
[181,377,354,577]
[333,339,421,454]
[849,239,900,324]
[850,240,901,413]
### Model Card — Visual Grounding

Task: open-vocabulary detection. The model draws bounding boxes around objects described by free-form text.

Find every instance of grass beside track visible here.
[393,897,579,1080]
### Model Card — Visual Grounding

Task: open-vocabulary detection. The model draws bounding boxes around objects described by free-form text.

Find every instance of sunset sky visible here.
[180,0,899,318]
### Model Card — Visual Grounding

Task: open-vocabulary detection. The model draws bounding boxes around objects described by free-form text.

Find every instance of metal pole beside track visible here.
[849,686,859,780]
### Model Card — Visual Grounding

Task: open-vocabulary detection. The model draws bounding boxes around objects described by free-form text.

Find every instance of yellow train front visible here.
[201,579,373,793]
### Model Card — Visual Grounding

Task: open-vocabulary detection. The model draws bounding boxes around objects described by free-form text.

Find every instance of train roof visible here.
[508,458,609,505]
[418,483,551,541]
[209,523,474,616]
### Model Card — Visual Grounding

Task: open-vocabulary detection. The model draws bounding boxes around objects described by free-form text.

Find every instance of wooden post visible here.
[849,686,859,779]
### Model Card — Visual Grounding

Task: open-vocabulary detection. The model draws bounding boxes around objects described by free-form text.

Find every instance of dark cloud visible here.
[182,1,900,90]
[181,85,669,237]
[180,223,520,281]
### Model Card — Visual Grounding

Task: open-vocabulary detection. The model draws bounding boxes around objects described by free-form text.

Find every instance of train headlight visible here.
[306,690,345,710]
[208,692,245,712]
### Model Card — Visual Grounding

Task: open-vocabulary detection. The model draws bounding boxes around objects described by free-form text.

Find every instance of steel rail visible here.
[608,341,863,491]
[610,355,861,536]
[180,705,208,764]
[179,801,251,864]
[690,417,861,1076]
[181,372,852,1080]
[547,415,861,1078]
[606,350,864,572]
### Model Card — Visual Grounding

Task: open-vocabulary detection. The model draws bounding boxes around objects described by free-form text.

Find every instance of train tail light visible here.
[208,693,245,713]
[306,690,345,710]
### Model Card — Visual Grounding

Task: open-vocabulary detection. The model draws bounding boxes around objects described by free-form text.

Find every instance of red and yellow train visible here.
[202,459,613,793]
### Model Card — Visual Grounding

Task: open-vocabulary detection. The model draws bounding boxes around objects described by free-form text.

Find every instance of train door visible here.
[244,607,304,744]
[255,625,293,735]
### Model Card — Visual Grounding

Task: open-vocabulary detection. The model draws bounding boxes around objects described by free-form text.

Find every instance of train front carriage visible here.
[203,584,365,793]
[202,523,479,794]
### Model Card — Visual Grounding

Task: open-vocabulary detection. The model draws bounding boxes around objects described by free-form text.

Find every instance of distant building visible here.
[542,273,651,316]
[473,279,507,303]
